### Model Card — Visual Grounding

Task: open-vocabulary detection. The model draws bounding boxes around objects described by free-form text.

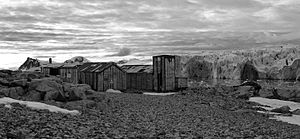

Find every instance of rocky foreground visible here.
[1,88,300,138]
[1,70,300,138]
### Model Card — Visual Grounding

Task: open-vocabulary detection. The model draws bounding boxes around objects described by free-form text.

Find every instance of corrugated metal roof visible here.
[121,65,153,73]
[79,62,115,73]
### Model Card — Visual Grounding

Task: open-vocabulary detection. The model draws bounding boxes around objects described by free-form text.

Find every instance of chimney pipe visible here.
[49,58,52,64]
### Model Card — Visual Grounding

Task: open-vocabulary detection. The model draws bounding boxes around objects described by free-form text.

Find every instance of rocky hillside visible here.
[18,57,42,71]
[18,56,89,72]
[64,56,90,64]
[182,46,300,81]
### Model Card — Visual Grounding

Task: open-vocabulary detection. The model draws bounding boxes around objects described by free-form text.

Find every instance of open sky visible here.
[0,0,300,69]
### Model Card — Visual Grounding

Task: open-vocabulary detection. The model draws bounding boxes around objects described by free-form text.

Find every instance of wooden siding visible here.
[126,73,153,91]
[79,64,126,92]
[59,67,78,84]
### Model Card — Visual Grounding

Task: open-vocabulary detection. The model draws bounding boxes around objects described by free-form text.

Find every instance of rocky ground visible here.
[1,70,300,138]
[1,88,300,139]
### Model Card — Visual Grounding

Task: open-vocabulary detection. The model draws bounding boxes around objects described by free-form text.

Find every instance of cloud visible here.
[107,48,132,57]
[1,0,300,69]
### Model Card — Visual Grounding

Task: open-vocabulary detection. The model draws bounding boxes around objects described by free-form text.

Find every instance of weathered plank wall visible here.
[79,64,126,92]
[126,73,153,91]
[59,68,78,84]
[99,65,126,91]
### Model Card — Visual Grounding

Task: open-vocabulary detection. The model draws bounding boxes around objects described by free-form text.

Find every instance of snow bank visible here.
[143,92,176,96]
[106,89,122,93]
[0,97,80,115]
[249,97,300,111]
[249,97,300,126]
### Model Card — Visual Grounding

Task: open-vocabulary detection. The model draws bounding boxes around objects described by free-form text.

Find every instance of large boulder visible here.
[292,109,300,115]
[44,91,60,101]
[271,106,291,114]
[25,90,42,101]
[10,79,28,88]
[0,78,10,86]
[277,88,296,99]
[28,78,65,101]
[0,87,24,99]
[66,84,91,101]
[240,61,259,81]
[258,88,274,98]
[233,86,254,99]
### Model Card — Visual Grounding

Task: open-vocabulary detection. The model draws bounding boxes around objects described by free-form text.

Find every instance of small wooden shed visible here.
[41,63,63,76]
[121,65,153,91]
[59,64,81,84]
[78,62,126,92]
[153,55,183,92]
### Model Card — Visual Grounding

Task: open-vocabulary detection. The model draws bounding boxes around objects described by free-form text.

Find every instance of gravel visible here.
[1,88,300,138]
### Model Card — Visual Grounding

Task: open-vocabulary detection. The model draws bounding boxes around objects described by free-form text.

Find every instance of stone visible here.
[0,78,10,86]
[295,89,300,98]
[8,87,24,99]
[0,88,10,96]
[28,78,65,101]
[240,61,259,81]
[85,89,97,95]
[62,82,73,93]
[67,85,90,101]
[29,79,63,93]
[44,91,60,101]
[0,87,24,99]
[292,109,300,115]
[10,79,28,88]
[25,90,42,101]
[258,88,274,98]
[235,86,253,99]
[270,106,291,114]
[277,88,296,99]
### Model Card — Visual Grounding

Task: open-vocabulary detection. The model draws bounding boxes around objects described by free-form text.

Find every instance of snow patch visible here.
[106,89,122,93]
[0,97,80,115]
[143,92,177,96]
[249,97,300,126]
[249,97,300,111]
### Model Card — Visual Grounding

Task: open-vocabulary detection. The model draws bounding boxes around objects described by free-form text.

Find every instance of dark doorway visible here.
[49,68,60,76]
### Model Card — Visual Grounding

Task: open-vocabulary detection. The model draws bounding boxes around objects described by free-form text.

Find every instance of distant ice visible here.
[0,97,80,115]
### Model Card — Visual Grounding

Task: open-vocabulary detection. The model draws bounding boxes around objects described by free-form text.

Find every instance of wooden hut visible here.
[153,55,185,92]
[59,64,81,84]
[41,63,63,76]
[121,65,153,91]
[78,62,126,92]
